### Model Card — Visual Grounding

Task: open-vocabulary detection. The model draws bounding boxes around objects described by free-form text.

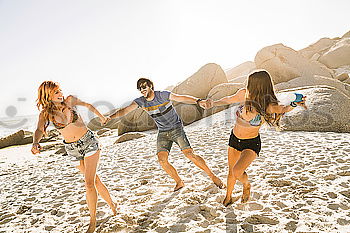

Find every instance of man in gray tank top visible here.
[109,78,224,191]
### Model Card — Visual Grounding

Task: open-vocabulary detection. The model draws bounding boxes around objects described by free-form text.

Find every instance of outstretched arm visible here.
[109,101,138,119]
[31,112,46,154]
[67,95,108,125]
[211,88,246,108]
[268,96,307,114]
[169,92,211,109]
[169,92,202,104]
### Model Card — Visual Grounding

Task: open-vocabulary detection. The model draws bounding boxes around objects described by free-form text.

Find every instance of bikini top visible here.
[52,107,79,130]
[236,105,262,127]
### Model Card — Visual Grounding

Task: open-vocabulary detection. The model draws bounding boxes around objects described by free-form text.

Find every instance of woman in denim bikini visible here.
[31,81,116,233]
[208,70,307,207]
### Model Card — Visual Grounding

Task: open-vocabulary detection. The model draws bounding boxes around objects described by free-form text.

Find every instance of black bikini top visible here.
[52,107,79,130]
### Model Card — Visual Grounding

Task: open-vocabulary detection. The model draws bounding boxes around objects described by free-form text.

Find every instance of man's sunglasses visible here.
[138,84,148,90]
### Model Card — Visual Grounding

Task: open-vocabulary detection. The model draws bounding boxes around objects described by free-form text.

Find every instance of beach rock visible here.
[280,87,350,133]
[114,132,147,144]
[229,75,248,84]
[88,117,120,131]
[318,38,350,69]
[336,73,349,82]
[342,30,350,39]
[172,63,228,99]
[203,82,244,117]
[118,108,156,135]
[254,43,333,84]
[275,75,350,97]
[165,85,174,91]
[0,130,24,149]
[174,104,203,125]
[225,61,256,80]
[299,37,337,59]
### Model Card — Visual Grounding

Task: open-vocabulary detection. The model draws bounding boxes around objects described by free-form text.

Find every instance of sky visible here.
[0,0,349,119]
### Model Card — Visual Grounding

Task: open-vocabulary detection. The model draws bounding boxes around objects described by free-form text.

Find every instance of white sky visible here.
[0,0,349,118]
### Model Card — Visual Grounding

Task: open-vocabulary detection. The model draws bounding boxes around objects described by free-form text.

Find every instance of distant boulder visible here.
[275,75,350,98]
[0,130,25,149]
[255,43,334,84]
[341,30,350,39]
[0,130,57,149]
[118,108,156,135]
[87,108,120,131]
[225,61,256,80]
[171,63,228,99]
[299,38,337,59]
[336,73,349,82]
[228,75,248,84]
[174,104,203,126]
[318,38,350,69]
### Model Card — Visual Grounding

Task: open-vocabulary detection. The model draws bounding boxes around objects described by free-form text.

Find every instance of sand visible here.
[1,107,350,233]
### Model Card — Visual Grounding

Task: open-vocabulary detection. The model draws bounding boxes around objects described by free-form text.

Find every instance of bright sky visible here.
[0,0,349,118]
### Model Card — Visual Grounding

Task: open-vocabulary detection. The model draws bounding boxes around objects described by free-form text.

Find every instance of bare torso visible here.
[52,102,88,143]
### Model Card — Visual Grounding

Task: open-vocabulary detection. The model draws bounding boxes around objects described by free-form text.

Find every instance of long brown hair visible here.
[245,70,282,126]
[36,81,65,133]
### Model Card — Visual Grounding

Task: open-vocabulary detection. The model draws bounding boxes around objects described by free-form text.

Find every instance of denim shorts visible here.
[63,130,100,161]
[157,126,191,153]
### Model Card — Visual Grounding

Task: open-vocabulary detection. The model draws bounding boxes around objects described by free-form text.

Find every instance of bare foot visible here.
[241,183,251,203]
[212,175,226,189]
[174,181,184,192]
[223,196,233,207]
[86,220,96,233]
[110,202,117,216]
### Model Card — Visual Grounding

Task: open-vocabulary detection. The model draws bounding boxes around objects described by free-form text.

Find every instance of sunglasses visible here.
[138,84,148,91]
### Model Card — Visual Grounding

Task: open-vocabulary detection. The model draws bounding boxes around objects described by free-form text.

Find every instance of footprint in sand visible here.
[235,202,264,211]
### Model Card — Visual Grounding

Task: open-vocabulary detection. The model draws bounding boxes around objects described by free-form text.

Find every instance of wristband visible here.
[196,99,203,105]
[290,102,297,107]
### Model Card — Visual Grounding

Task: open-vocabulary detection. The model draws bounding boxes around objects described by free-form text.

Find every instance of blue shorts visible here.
[157,126,191,153]
[63,130,99,161]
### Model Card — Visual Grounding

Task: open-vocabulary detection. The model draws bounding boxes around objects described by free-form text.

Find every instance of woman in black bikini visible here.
[31,81,116,233]
[207,70,307,207]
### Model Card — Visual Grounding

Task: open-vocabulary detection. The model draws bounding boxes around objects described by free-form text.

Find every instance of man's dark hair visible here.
[137,78,154,90]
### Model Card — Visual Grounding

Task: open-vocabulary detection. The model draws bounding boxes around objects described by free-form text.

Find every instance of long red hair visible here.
[36,81,65,133]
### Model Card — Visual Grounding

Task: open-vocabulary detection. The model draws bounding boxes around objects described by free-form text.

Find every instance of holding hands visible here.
[100,116,111,126]
[198,99,214,109]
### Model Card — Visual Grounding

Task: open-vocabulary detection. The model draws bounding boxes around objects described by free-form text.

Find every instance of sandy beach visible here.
[1,107,350,233]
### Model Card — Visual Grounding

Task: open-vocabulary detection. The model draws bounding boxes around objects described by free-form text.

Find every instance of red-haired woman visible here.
[31,81,116,233]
